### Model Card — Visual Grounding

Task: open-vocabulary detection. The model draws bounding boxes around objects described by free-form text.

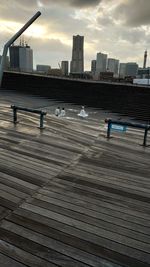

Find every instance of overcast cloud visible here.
[114,0,150,26]
[0,0,150,69]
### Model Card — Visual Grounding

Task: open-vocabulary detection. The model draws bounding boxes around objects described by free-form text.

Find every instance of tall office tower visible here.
[91,60,96,73]
[96,52,107,73]
[61,61,69,76]
[126,62,138,76]
[9,43,33,72]
[119,63,127,78]
[70,35,84,73]
[107,58,119,76]
[143,50,147,68]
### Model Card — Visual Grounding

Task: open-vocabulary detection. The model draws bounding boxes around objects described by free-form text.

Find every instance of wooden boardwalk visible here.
[0,92,150,267]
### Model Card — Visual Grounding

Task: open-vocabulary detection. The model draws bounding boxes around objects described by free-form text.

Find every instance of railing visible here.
[11,105,47,129]
[105,118,150,147]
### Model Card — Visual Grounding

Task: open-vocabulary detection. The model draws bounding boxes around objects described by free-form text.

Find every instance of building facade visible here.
[70,35,84,73]
[126,62,138,77]
[119,63,127,78]
[96,52,107,74]
[107,58,119,76]
[91,60,96,74]
[61,61,69,76]
[137,67,150,78]
[143,50,147,68]
[9,44,33,72]
[36,65,51,74]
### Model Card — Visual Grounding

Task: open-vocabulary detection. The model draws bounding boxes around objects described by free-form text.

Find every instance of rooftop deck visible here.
[0,91,150,267]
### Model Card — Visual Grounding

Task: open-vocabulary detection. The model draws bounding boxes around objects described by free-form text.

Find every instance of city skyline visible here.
[0,0,150,70]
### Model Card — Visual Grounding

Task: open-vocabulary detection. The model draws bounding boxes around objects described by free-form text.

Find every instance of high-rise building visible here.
[91,60,96,73]
[70,35,84,73]
[119,63,127,78]
[96,52,107,73]
[143,50,147,68]
[61,61,69,76]
[126,62,138,77]
[107,58,119,76]
[9,43,33,72]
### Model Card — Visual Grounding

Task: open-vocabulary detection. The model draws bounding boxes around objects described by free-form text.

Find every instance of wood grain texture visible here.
[0,92,150,267]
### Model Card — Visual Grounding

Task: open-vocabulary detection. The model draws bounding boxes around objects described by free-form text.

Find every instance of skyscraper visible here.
[61,61,69,76]
[107,58,119,76]
[9,43,33,72]
[119,63,127,78]
[143,50,147,68]
[91,60,96,73]
[70,35,84,73]
[126,62,138,77]
[96,52,107,73]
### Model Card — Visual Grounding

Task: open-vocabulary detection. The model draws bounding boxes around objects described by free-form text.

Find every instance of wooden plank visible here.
[0,190,21,204]
[39,185,150,216]
[7,130,84,153]
[0,171,38,190]
[0,148,63,170]
[0,148,63,171]
[0,227,92,267]
[6,214,119,267]
[27,197,150,249]
[0,157,56,180]
[32,193,150,243]
[0,252,27,267]
[61,170,150,198]
[13,203,150,263]
[0,92,150,267]
[39,187,150,234]
[0,146,66,168]
[0,206,10,220]
[0,221,108,267]
[0,239,58,267]
[0,176,36,195]
[5,210,149,267]
[68,163,150,188]
[46,178,150,225]
[0,197,17,210]
[0,183,28,199]
[0,165,45,187]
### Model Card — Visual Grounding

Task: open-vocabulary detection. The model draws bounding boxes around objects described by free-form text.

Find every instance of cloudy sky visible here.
[0,0,150,70]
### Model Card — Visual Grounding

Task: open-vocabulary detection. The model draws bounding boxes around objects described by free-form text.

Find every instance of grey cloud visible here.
[41,7,88,35]
[114,0,150,26]
[0,0,101,25]
[115,27,147,44]
[0,0,102,11]
[0,0,90,45]
[97,16,115,26]
[0,0,38,22]
[40,0,101,8]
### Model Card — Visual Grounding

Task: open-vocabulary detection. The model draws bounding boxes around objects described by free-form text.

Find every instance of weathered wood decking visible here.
[0,92,150,267]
